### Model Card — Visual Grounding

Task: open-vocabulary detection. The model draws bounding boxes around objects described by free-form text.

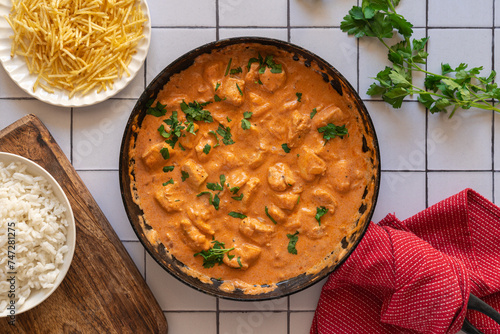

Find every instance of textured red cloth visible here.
[310,189,500,334]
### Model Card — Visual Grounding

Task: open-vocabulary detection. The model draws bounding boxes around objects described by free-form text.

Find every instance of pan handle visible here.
[461,293,500,334]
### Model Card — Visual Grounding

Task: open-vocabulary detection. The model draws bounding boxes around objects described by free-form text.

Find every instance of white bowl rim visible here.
[0,152,76,318]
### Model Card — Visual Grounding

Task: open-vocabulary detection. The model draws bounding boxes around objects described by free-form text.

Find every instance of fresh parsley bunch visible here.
[341,0,500,117]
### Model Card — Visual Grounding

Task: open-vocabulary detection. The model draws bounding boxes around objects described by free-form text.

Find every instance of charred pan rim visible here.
[119,36,381,301]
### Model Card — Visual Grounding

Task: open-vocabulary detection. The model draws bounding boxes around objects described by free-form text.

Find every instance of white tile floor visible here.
[0,0,496,333]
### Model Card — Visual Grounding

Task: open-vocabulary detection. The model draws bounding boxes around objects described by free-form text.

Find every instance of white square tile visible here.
[164,312,216,334]
[371,171,426,222]
[427,29,492,75]
[148,0,216,27]
[0,100,71,159]
[73,99,134,169]
[429,0,493,27]
[427,172,493,207]
[0,68,31,98]
[113,64,145,99]
[219,0,287,27]
[290,312,315,334]
[290,278,326,311]
[358,28,426,100]
[123,241,146,278]
[395,0,427,28]
[493,111,500,170]
[366,101,426,171]
[219,296,287,311]
[290,28,358,87]
[77,170,137,241]
[494,172,500,205]
[496,0,500,27]
[146,29,216,84]
[290,0,357,27]
[219,28,288,41]
[219,311,287,334]
[427,108,492,170]
[145,254,217,311]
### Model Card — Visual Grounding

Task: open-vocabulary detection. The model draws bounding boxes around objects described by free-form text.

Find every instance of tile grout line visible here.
[425,0,429,208]
[492,0,496,203]
[216,0,220,41]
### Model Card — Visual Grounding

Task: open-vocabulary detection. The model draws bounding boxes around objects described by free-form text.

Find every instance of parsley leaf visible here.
[214,94,223,102]
[163,178,174,186]
[281,143,291,153]
[287,231,299,255]
[194,240,234,268]
[318,124,348,143]
[315,206,328,225]
[181,171,189,182]
[243,111,253,119]
[181,100,213,123]
[208,130,220,147]
[146,100,167,117]
[247,53,282,74]
[230,66,242,75]
[203,144,211,154]
[296,92,302,102]
[310,108,317,119]
[216,124,235,145]
[224,58,232,76]
[197,191,213,204]
[241,119,251,130]
[236,83,243,96]
[265,206,277,225]
[212,193,220,210]
[215,82,221,91]
[163,166,174,173]
[227,116,232,122]
[231,193,244,201]
[158,111,185,149]
[228,212,247,219]
[229,186,240,194]
[237,257,243,268]
[160,147,170,160]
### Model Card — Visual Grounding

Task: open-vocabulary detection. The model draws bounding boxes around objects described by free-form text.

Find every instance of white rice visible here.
[0,161,68,312]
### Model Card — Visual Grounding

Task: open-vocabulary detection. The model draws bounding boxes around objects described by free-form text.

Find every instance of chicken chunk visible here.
[142,142,175,169]
[180,219,211,252]
[195,134,217,162]
[223,243,262,270]
[331,159,357,193]
[226,170,249,190]
[220,77,245,106]
[241,177,260,206]
[266,204,287,224]
[297,148,326,181]
[178,123,199,149]
[288,207,326,239]
[259,66,286,93]
[288,111,311,148]
[155,184,182,212]
[186,204,215,235]
[203,61,224,89]
[275,192,300,211]
[181,159,208,190]
[239,217,275,246]
[267,163,296,192]
[313,105,346,129]
[311,188,337,212]
[248,92,272,117]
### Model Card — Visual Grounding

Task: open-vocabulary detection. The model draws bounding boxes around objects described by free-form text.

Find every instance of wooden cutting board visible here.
[0,114,168,333]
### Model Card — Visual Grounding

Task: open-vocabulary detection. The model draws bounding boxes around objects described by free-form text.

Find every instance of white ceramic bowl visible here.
[0,152,76,317]
[0,0,151,107]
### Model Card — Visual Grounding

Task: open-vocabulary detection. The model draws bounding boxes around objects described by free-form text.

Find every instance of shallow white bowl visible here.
[0,0,151,107]
[0,152,76,317]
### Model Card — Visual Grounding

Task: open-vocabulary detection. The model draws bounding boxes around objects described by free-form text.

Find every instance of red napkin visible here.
[310,189,500,334]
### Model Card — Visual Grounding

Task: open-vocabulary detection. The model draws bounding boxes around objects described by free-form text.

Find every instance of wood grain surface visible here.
[0,114,168,333]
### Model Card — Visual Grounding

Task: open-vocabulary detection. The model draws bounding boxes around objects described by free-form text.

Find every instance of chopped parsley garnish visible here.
[255,79,263,85]
[224,58,232,76]
[281,143,291,153]
[146,100,167,117]
[230,186,240,194]
[180,100,213,123]
[178,143,186,151]
[310,108,317,119]
[160,147,170,160]
[207,175,225,191]
[216,124,235,145]
[158,110,185,149]
[315,206,328,225]
[296,92,302,102]
[265,206,277,225]
[231,193,244,201]
[237,257,243,268]
[194,240,234,268]
[215,82,221,91]
[181,171,190,182]
[287,231,299,255]
[227,116,232,122]
[297,195,300,204]
[243,111,253,119]
[184,121,197,135]
[241,119,251,130]
[318,123,348,143]
[208,130,220,147]
[230,66,242,75]
[228,212,247,219]
[247,53,282,74]
[212,193,220,210]
[214,94,225,102]
[197,191,213,203]
[163,178,174,186]
[163,166,174,173]
[203,144,211,154]
[236,83,243,96]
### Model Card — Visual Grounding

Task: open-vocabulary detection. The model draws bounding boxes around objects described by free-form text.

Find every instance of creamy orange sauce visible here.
[131,44,377,293]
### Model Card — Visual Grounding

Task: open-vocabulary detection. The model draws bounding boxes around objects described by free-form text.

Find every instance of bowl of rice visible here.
[0,152,76,317]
